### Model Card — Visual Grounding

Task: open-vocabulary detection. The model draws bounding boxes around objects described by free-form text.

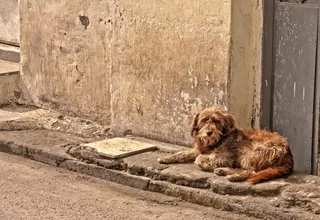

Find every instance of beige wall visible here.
[0,74,19,104]
[19,0,263,145]
[20,0,112,124]
[0,0,20,44]
[110,0,231,144]
[229,0,263,129]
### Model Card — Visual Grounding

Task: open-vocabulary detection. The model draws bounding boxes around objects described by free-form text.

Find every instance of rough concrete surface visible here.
[147,180,310,220]
[0,130,87,165]
[272,183,320,214]
[0,107,110,139]
[0,153,260,220]
[0,126,319,219]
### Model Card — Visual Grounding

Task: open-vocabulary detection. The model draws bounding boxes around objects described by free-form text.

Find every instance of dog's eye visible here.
[200,118,209,123]
[212,119,220,124]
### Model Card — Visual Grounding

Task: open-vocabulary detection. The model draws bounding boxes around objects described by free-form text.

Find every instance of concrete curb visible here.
[72,146,292,197]
[0,43,20,63]
[0,136,319,220]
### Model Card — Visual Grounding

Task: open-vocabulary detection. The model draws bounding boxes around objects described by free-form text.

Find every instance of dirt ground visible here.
[0,152,258,220]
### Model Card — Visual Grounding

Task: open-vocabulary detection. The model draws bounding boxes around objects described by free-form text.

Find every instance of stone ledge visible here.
[0,108,111,139]
[271,184,320,215]
[0,138,73,166]
[0,130,85,166]
[59,160,150,190]
[0,43,20,63]
[0,129,311,197]
[209,176,289,197]
[148,180,317,220]
[0,129,319,219]
[0,59,19,75]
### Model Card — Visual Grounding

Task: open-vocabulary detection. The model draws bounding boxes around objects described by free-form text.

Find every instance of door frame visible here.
[261,0,320,175]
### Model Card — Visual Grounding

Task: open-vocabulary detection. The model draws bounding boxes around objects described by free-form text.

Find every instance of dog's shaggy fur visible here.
[158,107,294,184]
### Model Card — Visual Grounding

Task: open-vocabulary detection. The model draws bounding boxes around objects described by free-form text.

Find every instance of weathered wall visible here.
[19,0,264,145]
[229,0,263,129]
[20,0,232,145]
[20,0,112,124]
[0,73,34,106]
[110,0,232,144]
[0,74,20,105]
[0,0,20,44]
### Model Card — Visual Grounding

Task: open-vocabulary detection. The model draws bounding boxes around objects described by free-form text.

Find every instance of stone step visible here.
[0,43,20,63]
[0,58,19,74]
[0,59,33,105]
[0,106,320,219]
[0,127,319,219]
[0,59,20,105]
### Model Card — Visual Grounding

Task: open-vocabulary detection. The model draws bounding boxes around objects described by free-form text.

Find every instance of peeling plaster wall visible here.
[229,0,263,129]
[110,0,231,144]
[20,0,112,124]
[19,0,264,145]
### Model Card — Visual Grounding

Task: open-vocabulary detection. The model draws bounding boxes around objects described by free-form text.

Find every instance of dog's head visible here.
[190,107,236,151]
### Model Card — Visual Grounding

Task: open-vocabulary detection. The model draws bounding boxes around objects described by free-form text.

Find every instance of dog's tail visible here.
[248,149,294,185]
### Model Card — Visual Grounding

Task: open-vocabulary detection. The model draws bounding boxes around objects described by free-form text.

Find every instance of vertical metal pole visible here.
[312,0,320,175]
[260,0,275,130]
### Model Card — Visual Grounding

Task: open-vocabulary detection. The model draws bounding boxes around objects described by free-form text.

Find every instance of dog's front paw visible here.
[214,168,228,176]
[157,157,169,164]
[226,174,242,182]
[195,155,216,172]
[194,155,208,166]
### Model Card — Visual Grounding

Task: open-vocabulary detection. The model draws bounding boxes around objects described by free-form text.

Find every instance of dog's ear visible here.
[221,113,235,135]
[190,113,200,137]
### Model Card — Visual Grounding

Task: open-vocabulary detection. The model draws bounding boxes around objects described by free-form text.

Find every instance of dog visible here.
[157,107,294,184]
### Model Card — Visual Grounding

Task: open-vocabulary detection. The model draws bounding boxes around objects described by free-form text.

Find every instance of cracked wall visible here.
[110,0,231,145]
[20,0,112,124]
[19,0,262,145]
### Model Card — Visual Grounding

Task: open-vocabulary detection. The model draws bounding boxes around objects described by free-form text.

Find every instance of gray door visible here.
[273,0,319,174]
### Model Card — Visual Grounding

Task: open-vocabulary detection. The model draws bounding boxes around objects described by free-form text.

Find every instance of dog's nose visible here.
[206,131,213,136]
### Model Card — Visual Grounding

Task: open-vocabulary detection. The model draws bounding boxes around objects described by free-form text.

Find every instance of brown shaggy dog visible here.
[157,107,294,184]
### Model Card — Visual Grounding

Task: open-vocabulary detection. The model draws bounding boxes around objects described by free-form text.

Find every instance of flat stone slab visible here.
[123,151,169,176]
[0,110,22,121]
[83,137,158,159]
[0,59,19,75]
[158,164,213,188]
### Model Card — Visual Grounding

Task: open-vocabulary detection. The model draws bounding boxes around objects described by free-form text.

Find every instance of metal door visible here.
[272,0,320,174]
